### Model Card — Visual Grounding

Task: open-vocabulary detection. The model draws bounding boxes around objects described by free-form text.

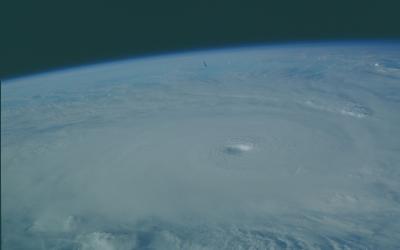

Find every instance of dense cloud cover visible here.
[2,43,400,249]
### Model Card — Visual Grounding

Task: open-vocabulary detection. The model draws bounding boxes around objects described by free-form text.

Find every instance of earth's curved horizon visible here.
[2,41,400,249]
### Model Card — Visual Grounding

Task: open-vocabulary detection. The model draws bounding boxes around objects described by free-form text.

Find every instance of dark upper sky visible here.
[1,0,400,79]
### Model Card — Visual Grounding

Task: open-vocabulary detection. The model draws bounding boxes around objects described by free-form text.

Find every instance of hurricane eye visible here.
[223,143,254,155]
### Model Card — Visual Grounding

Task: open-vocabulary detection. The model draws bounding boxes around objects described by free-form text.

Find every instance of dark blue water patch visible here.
[378,59,400,70]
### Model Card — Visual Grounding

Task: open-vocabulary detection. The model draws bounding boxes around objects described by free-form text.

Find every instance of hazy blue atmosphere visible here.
[2,0,400,78]
[2,42,400,249]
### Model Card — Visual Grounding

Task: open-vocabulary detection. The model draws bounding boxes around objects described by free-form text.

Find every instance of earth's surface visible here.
[2,42,400,249]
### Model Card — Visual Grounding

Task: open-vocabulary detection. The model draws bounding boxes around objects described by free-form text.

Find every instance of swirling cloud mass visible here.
[2,42,400,249]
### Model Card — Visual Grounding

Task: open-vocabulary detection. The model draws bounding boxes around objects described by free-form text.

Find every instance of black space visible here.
[1,0,400,79]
